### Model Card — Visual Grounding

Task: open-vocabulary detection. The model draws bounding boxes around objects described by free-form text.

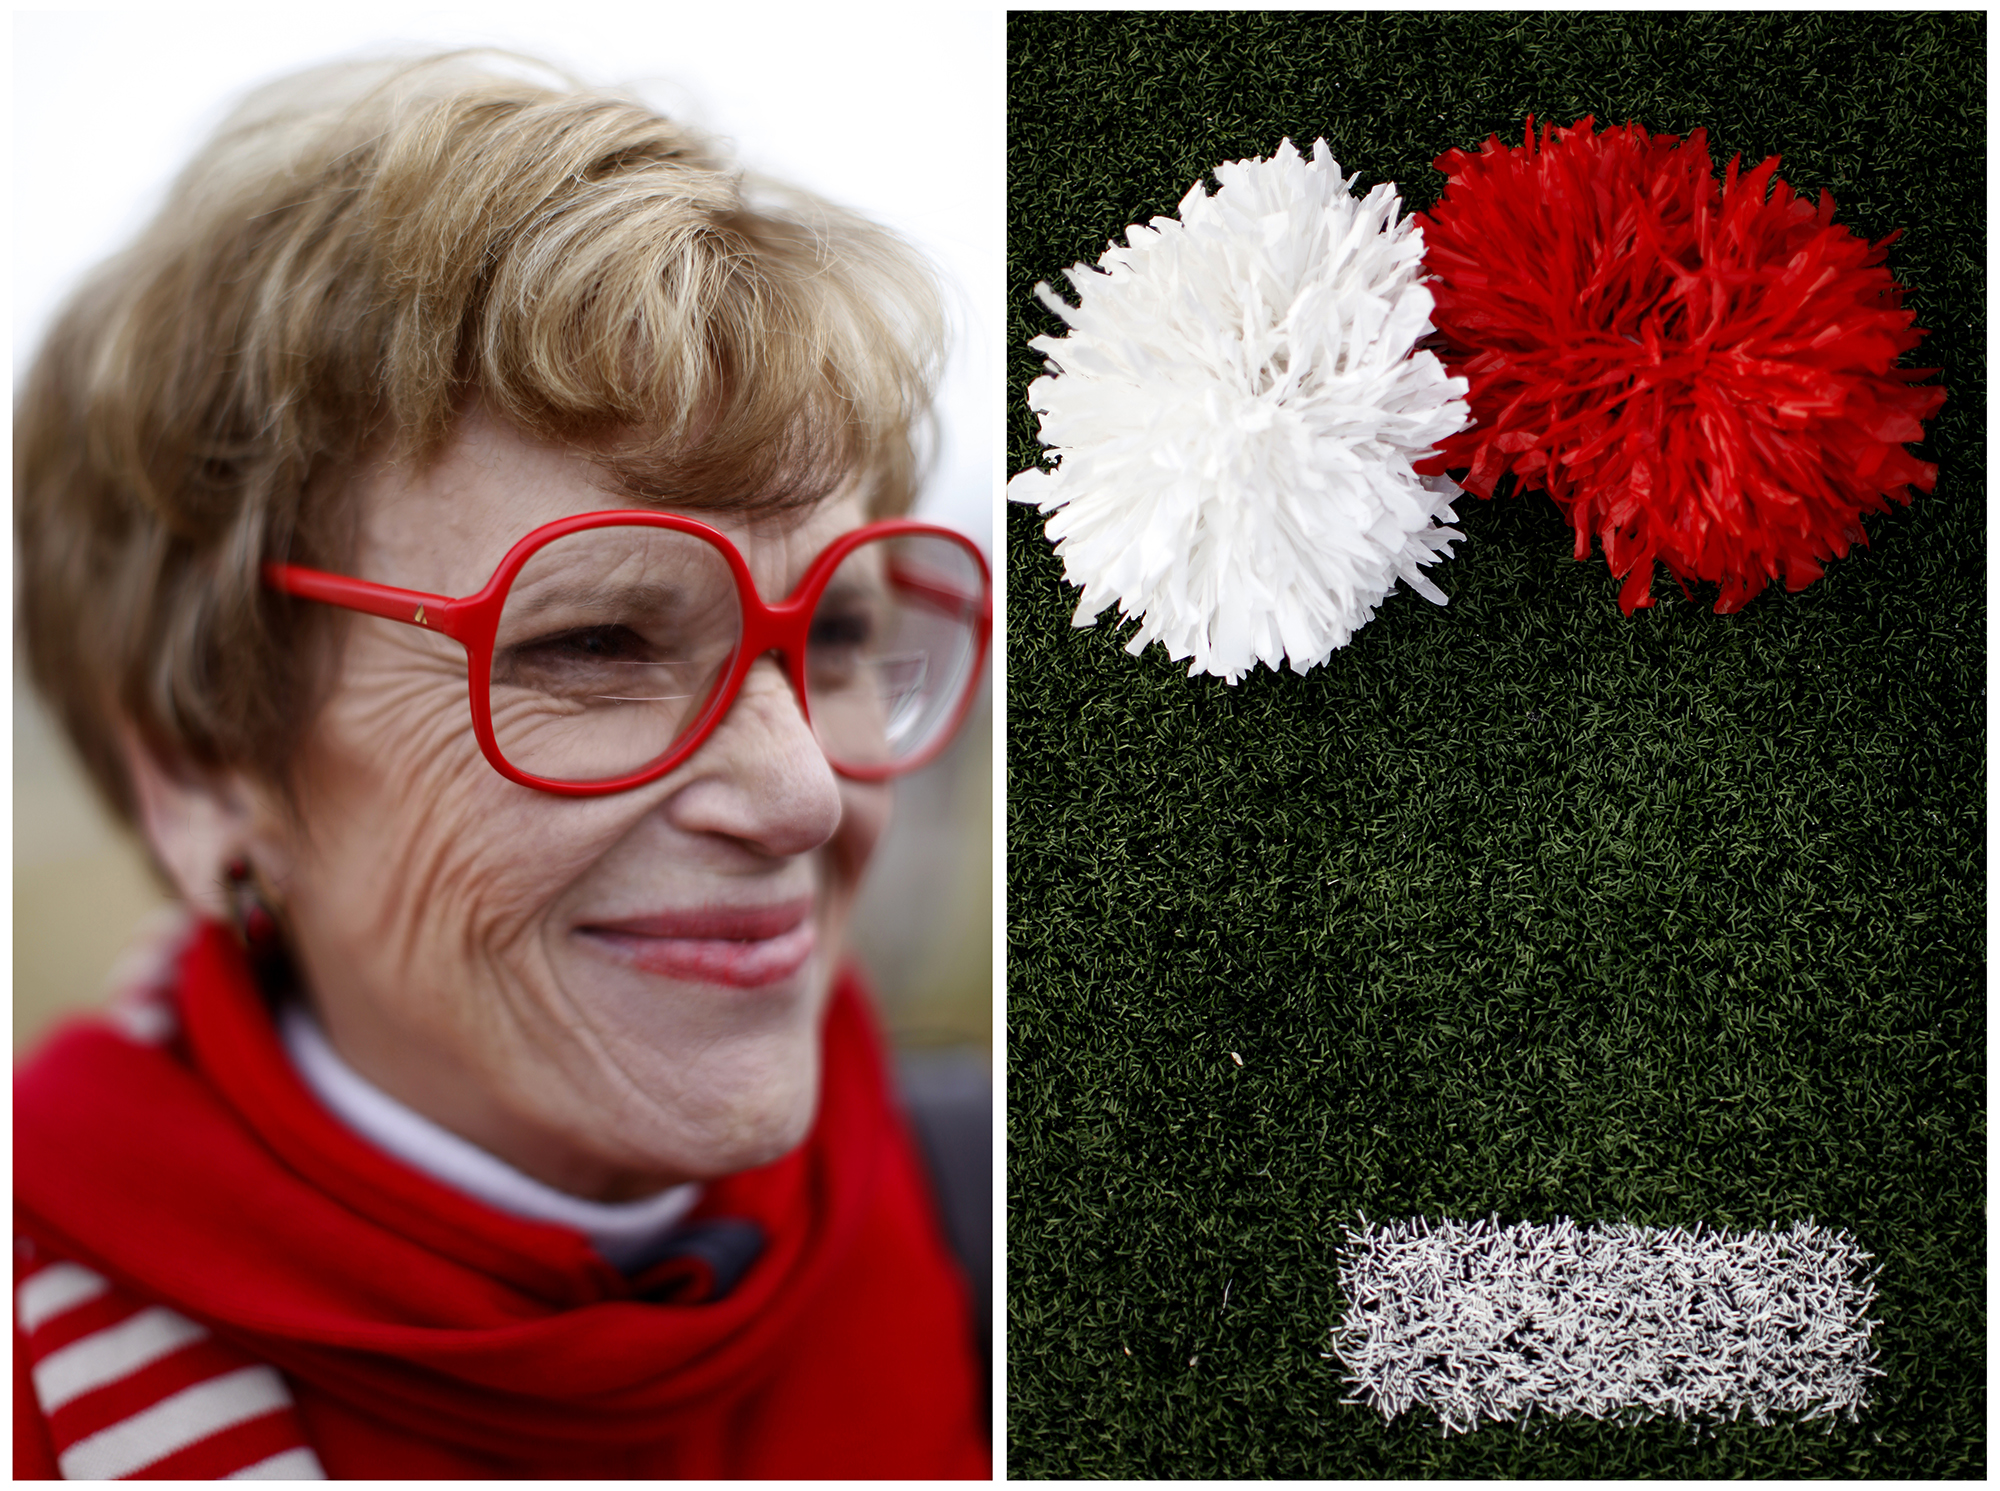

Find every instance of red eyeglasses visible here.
[265,512,991,796]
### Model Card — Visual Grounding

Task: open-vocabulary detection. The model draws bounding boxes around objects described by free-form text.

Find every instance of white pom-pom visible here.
[1009,138,1473,683]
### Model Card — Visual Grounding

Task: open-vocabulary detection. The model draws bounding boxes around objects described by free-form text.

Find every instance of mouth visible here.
[578,897,818,988]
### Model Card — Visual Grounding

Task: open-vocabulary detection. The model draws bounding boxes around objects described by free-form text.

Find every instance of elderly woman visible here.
[14,55,990,1479]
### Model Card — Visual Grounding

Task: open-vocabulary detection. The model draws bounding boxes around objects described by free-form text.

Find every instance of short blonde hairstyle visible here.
[18,52,945,824]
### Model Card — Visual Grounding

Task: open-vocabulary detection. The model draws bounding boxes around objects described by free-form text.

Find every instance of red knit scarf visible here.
[15,922,988,1478]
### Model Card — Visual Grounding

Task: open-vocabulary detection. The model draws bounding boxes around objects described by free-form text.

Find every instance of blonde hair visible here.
[18,52,945,823]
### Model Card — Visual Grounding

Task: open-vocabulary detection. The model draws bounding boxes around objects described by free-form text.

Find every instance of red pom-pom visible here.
[1416,117,1946,613]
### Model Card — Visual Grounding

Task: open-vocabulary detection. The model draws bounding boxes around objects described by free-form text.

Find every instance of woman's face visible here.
[244,410,891,1200]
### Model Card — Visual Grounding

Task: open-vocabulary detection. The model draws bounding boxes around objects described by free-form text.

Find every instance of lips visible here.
[577,897,818,988]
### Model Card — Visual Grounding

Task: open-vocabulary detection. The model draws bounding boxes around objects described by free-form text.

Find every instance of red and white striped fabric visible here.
[15,1242,324,1480]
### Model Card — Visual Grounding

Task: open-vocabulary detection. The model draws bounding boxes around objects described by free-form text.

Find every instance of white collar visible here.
[277,1002,700,1273]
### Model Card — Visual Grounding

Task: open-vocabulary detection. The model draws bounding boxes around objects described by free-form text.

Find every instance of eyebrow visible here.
[498,577,701,621]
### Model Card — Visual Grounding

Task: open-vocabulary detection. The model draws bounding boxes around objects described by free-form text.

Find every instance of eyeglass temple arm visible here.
[263,562,469,638]
[887,559,993,627]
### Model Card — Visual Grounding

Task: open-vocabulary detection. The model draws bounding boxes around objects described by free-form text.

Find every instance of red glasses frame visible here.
[264,511,992,797]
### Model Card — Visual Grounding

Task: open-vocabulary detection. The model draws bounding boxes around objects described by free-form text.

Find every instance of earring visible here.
[222,858,277,945]
[222,858,292,993]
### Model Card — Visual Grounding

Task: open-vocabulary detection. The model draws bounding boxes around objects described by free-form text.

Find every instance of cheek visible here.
[278,633,616,964]
[822,781,892,914]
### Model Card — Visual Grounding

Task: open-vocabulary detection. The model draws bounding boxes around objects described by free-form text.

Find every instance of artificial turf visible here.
[1005,11,1983,1479]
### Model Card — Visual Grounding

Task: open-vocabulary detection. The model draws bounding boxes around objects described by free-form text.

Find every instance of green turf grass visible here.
[1006,11,1983,1478]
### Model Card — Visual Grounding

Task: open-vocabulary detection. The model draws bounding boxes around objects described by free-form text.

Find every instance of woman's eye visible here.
[810,608,875,651]
[495,625,667,695]
[524,625,649,661]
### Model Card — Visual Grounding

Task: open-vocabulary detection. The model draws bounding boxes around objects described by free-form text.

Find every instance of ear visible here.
[119,730,285,924]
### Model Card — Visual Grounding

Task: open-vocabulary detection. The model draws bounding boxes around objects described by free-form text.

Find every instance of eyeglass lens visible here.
[804,532,985,773]
[490,525,740,784]
[488,525,982,785]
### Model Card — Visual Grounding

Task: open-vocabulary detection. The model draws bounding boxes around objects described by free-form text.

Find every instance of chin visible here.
[673,1056,824,1179]
[618,1009,830,1183]
[544,937,839,1188]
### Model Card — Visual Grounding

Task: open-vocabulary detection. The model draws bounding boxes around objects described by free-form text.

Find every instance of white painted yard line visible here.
[1330,1216,1883,1435]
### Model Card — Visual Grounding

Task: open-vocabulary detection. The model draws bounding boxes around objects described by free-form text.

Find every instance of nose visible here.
[660,655,842,856]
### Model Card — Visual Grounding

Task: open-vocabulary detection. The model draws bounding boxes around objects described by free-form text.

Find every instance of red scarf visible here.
[15,922,988,1478]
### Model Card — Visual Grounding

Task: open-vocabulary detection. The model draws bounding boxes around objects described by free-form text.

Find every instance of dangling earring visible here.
[222,857,276,943]
[223,858,291,993]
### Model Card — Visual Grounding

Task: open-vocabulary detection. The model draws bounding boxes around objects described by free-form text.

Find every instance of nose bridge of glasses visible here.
[735,585,816,662]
